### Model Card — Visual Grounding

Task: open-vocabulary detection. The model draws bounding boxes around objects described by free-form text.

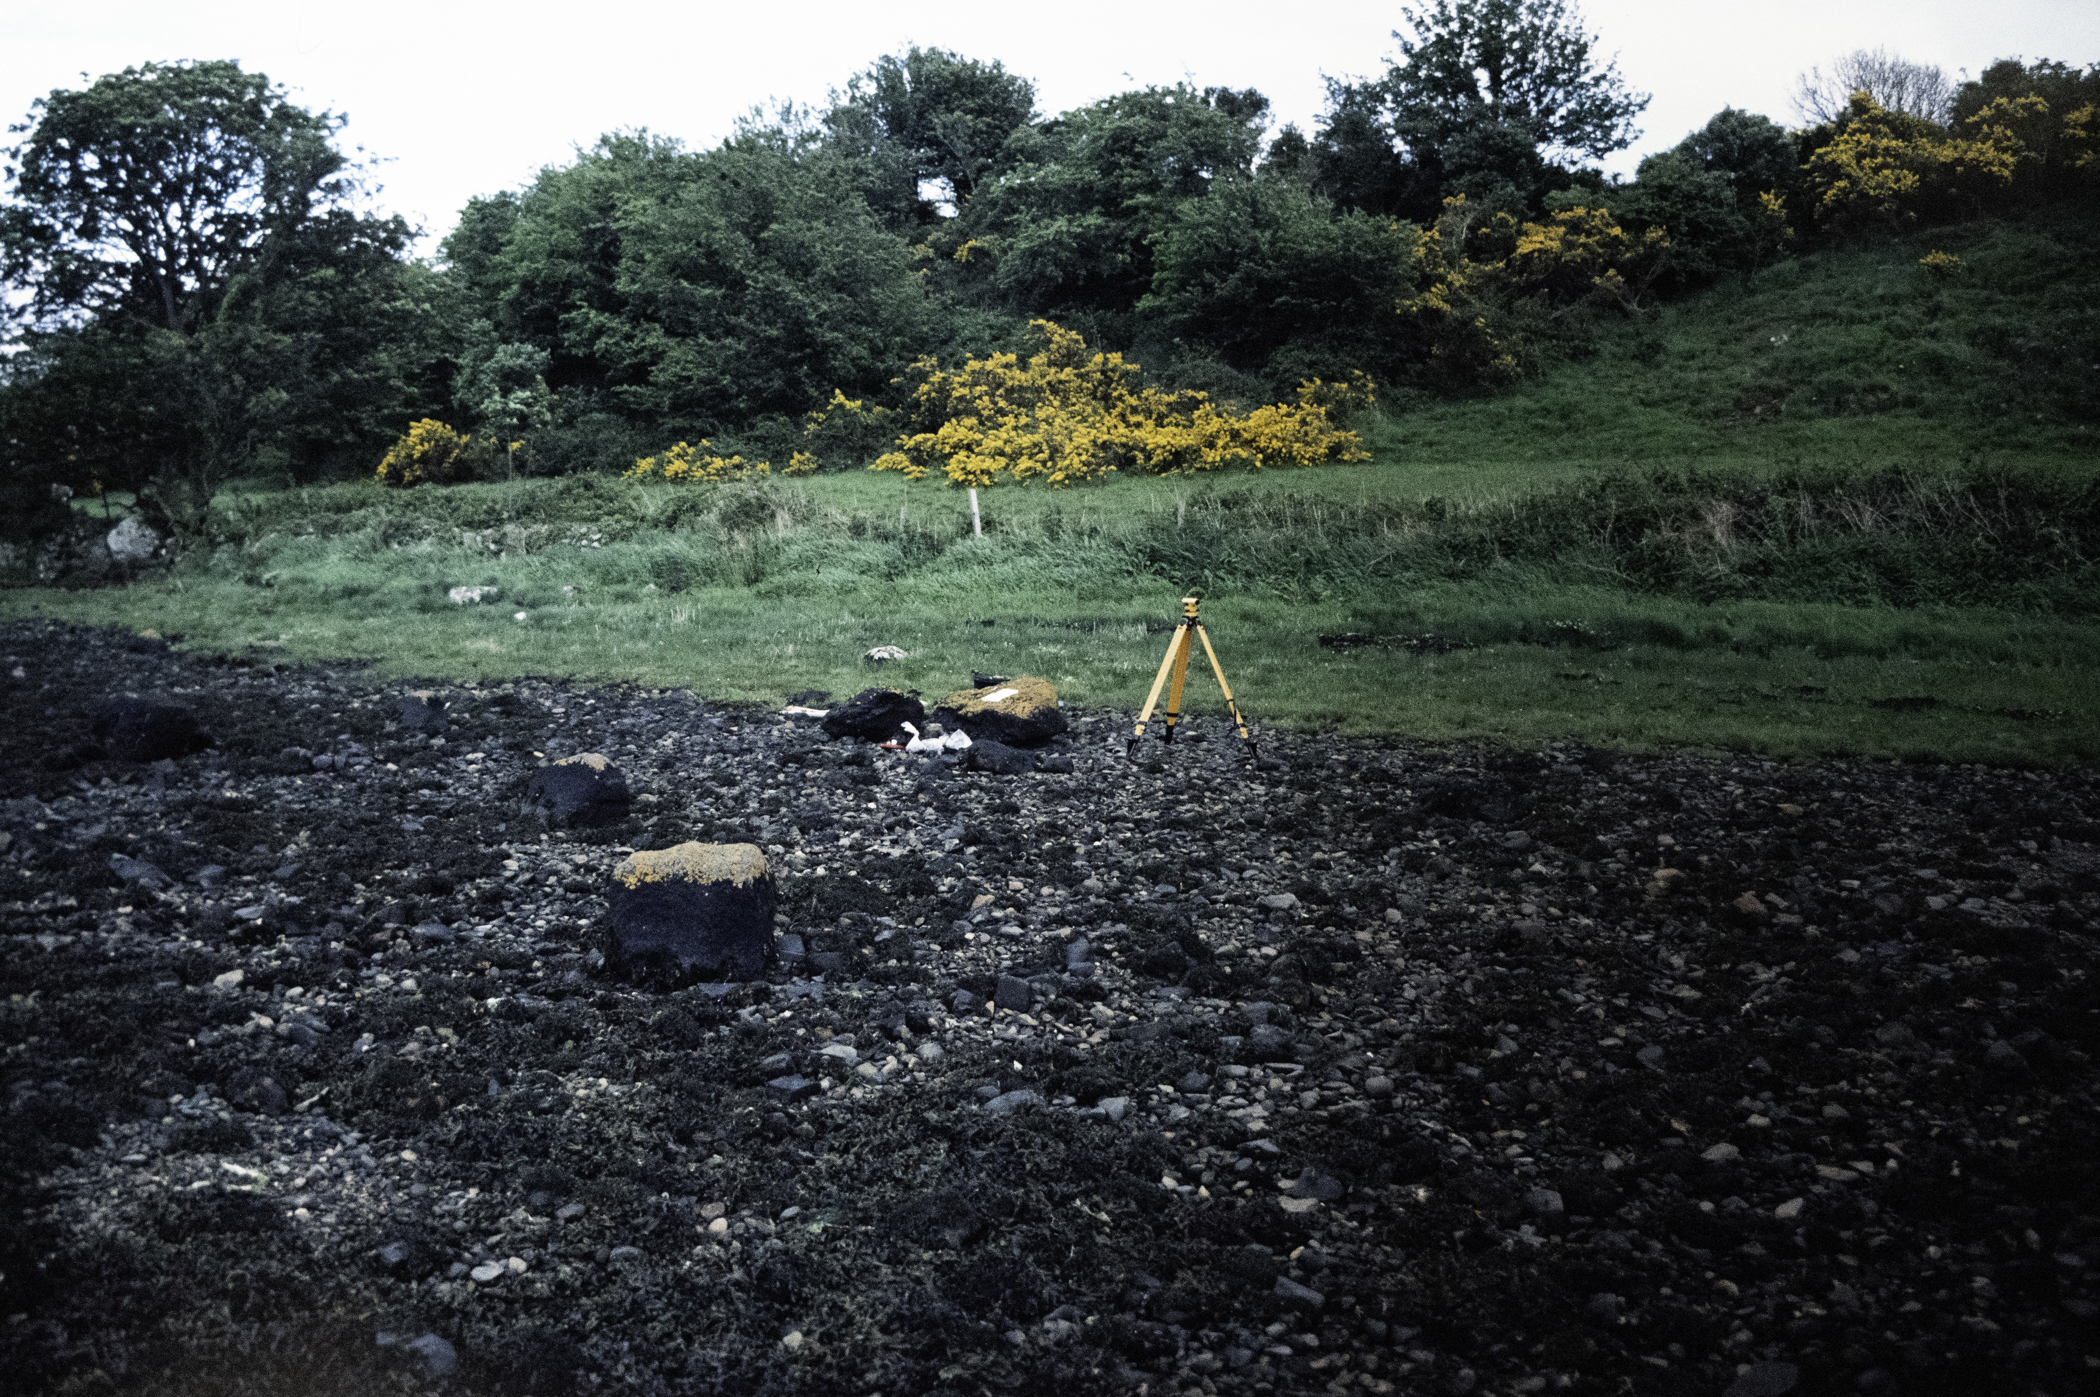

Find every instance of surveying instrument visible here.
[1130,596,1257,757]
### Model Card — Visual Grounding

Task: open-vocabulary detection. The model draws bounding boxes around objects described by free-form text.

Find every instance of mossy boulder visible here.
[605,842,778,986]
[524,752,632,829]
[933,676,1066,747]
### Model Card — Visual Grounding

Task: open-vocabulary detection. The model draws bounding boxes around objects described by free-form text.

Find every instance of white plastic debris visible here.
[448,586,496,605]
[979,687,1019,703]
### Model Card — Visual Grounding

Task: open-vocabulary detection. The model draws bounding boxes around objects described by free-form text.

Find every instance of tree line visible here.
[3,0,2094,534]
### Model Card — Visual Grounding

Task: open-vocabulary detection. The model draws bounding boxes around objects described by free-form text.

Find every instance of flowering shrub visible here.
[1804,93,2035,232]
[1396,197,1671,387]
[867,321,1367,489]
[1293,371,1379,423]
[797,390,899,472]
[1918,250,1965,277]
[624,441,770,484]
[375,420,500,488]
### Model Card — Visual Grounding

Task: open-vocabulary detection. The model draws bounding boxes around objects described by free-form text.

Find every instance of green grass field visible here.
[8,213,2096,763]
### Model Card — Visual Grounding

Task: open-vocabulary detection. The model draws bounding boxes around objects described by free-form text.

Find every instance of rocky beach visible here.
[2,618,2095,1396]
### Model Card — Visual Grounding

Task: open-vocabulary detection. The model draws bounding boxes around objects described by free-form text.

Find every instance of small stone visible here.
[1098,1096,1131,1123]
[780,1330,805,1352]
[556,1203,585,1222]
[914,1042,944,1064]
[212,969,244,989]
[109,853,172,889]
[993,973,1033,1012]
[1248,1023,1292,1055]
[1730,892,1771,922]
[1774,1197,1805,1221]
[1257,893,1299,912]
[767,1074,818,1101]
[1985,1039,2028,1072]
[1702,1143,1742,1163]
[983,1089,1042,1116]
[608,1246,642,1263]
[1724,1360,1800,1397]
[1635,1044,1665,1070]
[401,1333,457,1378]
[1273,1276,1326,1308]
[1525,1187,1565,1217]
[708,1217,729,1236]
[1363,1075,1394,1099]
[1383,907,1403,923]
[951,989,981,1015]
[469,1261,504,1283]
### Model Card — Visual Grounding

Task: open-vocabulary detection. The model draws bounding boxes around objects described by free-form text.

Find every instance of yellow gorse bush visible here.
[375,419,500,488]
[625,441,770,484]
[1805,92,2043,231]
[1918,250,1965,277]
[868,321,1368,489]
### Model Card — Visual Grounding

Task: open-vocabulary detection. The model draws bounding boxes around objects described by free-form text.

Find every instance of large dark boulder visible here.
[397,693,448,736]
[605,843,778,986]
[933,676,1066,746]
[822,689,924,744]
[89,698,210,762]
[523,753,632,828]
[967,739,1035,775]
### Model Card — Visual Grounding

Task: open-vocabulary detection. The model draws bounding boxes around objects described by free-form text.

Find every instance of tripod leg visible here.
[1131,623,1184,746]
[1163,625,1193,743]
[1195,624,1257,754]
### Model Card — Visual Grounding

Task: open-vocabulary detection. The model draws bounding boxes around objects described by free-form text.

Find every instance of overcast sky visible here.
[6,1,2098,252]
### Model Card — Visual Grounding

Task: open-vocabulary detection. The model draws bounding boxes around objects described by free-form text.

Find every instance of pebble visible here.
[1724,1360,1801,1397]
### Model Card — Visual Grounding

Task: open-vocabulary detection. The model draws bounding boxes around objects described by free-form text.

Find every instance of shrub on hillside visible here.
[624,441,770,484]
[868,320,1368,487]
[375,420,502,488]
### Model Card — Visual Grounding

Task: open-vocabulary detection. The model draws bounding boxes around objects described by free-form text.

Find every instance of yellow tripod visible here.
[1130,596,1256,756]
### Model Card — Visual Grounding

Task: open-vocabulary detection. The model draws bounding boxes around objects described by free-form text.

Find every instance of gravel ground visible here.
[2,617,2097,1397]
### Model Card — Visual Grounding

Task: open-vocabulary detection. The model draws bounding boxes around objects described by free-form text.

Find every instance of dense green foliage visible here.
[2,19,2096,527]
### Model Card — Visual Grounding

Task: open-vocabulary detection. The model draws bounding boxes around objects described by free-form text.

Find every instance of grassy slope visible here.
[7,214,2098,762]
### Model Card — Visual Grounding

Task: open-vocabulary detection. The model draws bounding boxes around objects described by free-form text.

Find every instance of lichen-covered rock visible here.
[105,516,163,565]
[523,752,632,828]
[89,698,210,762]
[605,842,776,985]
[821,688,924,744]
[933,675,1066,746]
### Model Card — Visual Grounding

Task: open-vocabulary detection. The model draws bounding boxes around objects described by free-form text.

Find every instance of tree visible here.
[824,48,1037,226]
[1141,177,1421,383]
[1793,48,1954,125]
[1,60,350,336]
[969,85,1270,329]
[479,124,927,439]
[1950,59,2100,197]
[1316,0,1647,216]
[1,61,441,523]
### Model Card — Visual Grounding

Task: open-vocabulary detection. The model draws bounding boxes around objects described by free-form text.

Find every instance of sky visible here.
[5,0,2098,253]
